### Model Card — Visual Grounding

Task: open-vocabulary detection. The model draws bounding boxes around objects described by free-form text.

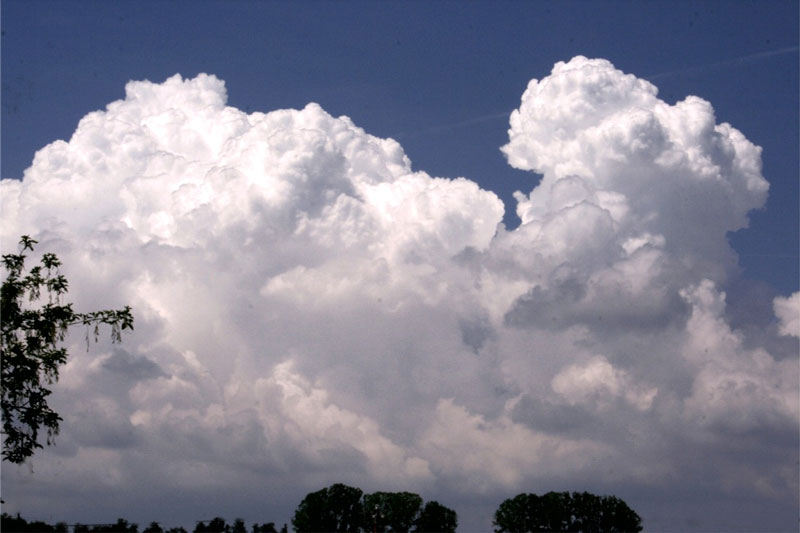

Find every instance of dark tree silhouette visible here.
[1,513,287,533]
[364,491,422,532]
[292,484,458,533]
[88,519,139,532]
[493,491,642,533]
[231,519,247,533]
[413,501,457,533]
[1,512,68,532]
[194,518,230,533]
[293,483,364,532]
[251,523,278,533]
[572,492,642,533]
[1,236,134,462]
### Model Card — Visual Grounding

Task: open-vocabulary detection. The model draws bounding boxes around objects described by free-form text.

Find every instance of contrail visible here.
[394,45,799,139]
[647,46,799,80]
[390,110,511,140]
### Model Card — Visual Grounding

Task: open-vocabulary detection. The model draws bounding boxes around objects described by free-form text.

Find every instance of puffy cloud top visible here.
[2,60,796,531]
[502,56,767,282]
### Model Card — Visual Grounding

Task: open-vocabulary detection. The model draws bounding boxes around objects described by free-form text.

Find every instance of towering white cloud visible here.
[499,56,768,305]
[2,59,796,531]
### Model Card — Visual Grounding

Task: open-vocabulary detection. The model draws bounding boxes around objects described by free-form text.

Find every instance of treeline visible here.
[2,485,642,533]
[291,484,457,533]
[493,491,642,533]
[0,515,286,533]
[290,484,642,533]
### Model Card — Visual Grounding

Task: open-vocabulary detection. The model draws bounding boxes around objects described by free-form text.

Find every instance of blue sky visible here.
[1,2,798,532]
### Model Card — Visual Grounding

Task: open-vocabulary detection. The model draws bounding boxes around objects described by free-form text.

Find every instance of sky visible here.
[1,1,798,531]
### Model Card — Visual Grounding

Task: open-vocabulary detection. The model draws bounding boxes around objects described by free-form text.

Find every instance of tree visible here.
[413,501,457,533]
[292,484,458,533]
[573,492,642,533]
[1,236,134,463]
[89,519,139,533]
[493,491,642,533]
[537,492,573,532]
[194,518,230,533]
[363,491,422,532]
[292,483,364,532]
[493,493,534,533]
[1,512,68,532]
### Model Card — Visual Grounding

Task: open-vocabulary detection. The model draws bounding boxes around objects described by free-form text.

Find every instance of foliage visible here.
[292,484,458,533]
[144,523,187,533]
[232,519,247,533]
[83,519,139,533]
[0,514,283,533]
[1,512,68,532]
[194,518,230,533]
[251,522,283,533]
[293,483,365,532]
[493,491,642,533]
[413,501,457,533]
[364,491,422,532]
[1,236,134,463]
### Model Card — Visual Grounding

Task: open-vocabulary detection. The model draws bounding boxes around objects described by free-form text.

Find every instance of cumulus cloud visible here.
[680,281,798,434]
[774,292,800,337]
[551,355,658,411]
[2,59,796,531]
[500,57,767,301]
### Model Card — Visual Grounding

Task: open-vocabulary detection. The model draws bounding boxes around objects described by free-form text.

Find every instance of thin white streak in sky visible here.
[396,46,800,139]
[647,46,799,80]
[391,110,511,140]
